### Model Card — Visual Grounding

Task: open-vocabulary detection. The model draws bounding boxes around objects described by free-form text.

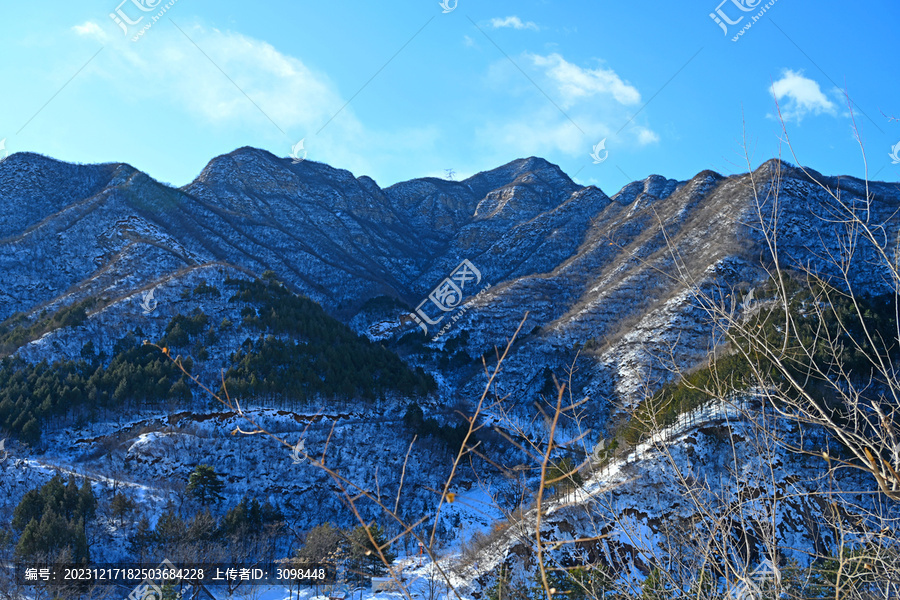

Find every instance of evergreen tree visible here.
[219,497,249,538]
[641,567,671,600]
[80,341,97,362]
[186,509,217,551]
[20,418,40,445]
[346,522,396,580]
[486,565,510,600]
[403,403,425,431]
[186,465,225,506]
[11,475,97,564]
[545,457,584,496]
[14,518,41,559]
[110,492,136,526]
[169,378,192,402]
[297,523,345,566]
[155,506,186,548]
[15,509,89,564]
[12,489,43,531]
[77,479,97,522]
[128,516,156,561]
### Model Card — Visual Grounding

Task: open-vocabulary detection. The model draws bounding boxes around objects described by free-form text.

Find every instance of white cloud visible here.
[72,21,107,42]
[529,53,641,108]
[477,115,596,160]
[475,52,658,161]
[72,22,337,133]
[69,21,439,183]
[489,16,540,31]
[147,27,341,130]
[769,69,837,123]
[64,22,655,184]
[636,127,660,145]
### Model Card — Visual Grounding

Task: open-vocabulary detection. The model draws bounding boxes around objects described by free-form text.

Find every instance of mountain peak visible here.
[612,174,684,205]
[496,156,570,181]
[463,156,577,197]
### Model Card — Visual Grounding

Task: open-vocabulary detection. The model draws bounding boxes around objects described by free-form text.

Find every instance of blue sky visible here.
[1,0,897,192]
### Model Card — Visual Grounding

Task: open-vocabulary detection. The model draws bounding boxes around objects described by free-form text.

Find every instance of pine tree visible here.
[168,378,192,402]
[80,340,97,362]
[155,506,186,549]
[110,492,136,526]
[128,516,156,561]
[71,517,90,564]
[641,567,670,600]
[14,518,41,559]
[486,565,510,600]
[186,465,225,506]
[63,475,79,518]
[12,489,43,531]
[219,498,248,538]
[15,508,89,564]
[77,479,96,522]
[298,523,345,566]
[346,522,396,580]
[186,509,217,549]
[20,417,40,445]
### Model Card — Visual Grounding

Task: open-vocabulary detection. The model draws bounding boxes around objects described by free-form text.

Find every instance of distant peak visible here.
[0,151,109,170]
[464,156,576,194]
[758,158,795,171]
[612,174,684,204]
[192,146,282,184]
[693,169,724,181]
[0,151,130,183]
[509,156,567,177]
[514,156,555,169]
[224,146,277,162]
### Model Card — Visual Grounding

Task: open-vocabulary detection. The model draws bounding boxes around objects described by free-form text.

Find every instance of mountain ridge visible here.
[2,149,899,596]
[2,149,898,422]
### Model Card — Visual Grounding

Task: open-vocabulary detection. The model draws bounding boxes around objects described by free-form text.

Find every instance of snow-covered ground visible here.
[0,403,506,566]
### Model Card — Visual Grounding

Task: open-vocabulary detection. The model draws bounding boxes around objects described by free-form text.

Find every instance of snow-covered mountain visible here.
[3,150,898,422]
[1,149,898,597]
